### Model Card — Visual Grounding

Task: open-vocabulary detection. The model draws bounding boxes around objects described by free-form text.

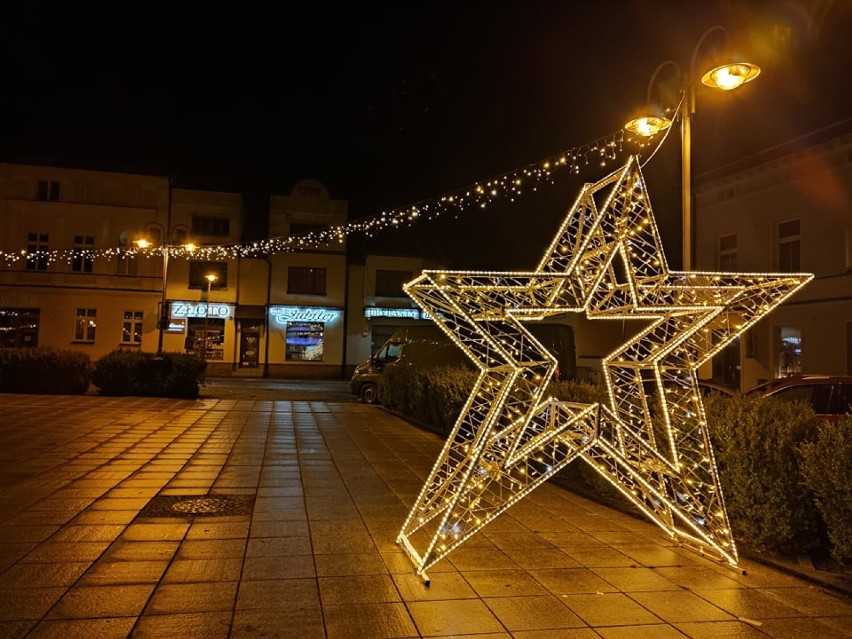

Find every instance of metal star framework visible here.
[396,155,813,581]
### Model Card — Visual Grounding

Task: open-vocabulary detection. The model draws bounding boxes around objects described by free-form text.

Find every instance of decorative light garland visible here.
[395,156,812,582]
[0,128,662,266]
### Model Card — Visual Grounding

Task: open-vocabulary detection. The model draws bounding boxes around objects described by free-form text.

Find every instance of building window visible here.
[121,310,143,344]
[26,232,49,271]
[75,308,97,342]
[777,219,801,272]
[774,325,802,378]
[188,261,228,289]
[287,267,326,295]
[718,234,737,271]
[0,308,40,348]
[285,322,324,361]
[375,269,412,297]
[72,235,95,273]
[191,215,230,237]
[37,180,60,201]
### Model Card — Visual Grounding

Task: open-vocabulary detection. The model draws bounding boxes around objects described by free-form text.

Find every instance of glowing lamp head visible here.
[205,273,218,284]
[133,238,152,249]
[183,242,197,253]
[701,62,760,91]
[624,114,673,138]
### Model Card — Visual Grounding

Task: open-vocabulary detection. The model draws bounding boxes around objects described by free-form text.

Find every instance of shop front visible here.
[166,299,234,373]
[267,305,344,378]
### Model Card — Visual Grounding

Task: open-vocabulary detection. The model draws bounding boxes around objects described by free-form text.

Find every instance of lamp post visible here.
[203,273,218,361]
[624,26,760,270]
[134,231,196,356]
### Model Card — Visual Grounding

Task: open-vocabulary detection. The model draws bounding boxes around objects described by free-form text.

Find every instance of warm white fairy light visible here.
[396,156,812,580]
[0,128,662,265]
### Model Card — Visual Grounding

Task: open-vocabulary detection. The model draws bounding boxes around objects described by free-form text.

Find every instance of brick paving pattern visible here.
[0,389,850,638]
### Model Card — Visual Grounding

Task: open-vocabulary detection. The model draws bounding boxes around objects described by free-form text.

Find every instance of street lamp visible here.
[624,26,760,270]
[202,273,218,361]
[134,229,196,355]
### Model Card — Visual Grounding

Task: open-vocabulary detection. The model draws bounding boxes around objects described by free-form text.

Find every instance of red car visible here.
[745,375,852,420]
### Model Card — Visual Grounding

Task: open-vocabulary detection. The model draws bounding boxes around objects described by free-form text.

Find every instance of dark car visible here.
[745,374,852,420]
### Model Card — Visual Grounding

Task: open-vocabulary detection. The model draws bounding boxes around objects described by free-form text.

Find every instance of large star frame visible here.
[396,156,812,580]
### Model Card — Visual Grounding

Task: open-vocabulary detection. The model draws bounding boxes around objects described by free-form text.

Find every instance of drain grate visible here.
[137,494,255,518]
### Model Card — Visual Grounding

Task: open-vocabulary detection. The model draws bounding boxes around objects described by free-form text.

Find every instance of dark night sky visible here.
[4,1,852,269]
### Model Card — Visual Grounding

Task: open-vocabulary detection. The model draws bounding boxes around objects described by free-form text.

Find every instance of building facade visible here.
[694,125,852,391]
[0,163,359,379]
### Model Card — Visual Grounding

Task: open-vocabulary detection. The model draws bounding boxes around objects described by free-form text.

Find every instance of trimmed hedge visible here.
[800,415,852,564]
[91,350,206,398]
[0,347,91,394]
[379,364,852,563]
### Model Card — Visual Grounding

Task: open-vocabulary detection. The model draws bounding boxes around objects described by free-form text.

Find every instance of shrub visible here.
[800,415,852,564]
[0,347,91,394]
[92,350,206,398]
[704,392,825,554]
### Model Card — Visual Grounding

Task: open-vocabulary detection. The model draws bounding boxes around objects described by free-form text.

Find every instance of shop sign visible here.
[170,301,234,319]
[269,305,341,325]
[364,306,420,319]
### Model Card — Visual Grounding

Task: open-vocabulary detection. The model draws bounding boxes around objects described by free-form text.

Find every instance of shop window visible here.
[287,267,326,295]
[121,310,143,344]
[75,308,97,342]
[777,219,801,272]
[26,232,49,271]
[375,269,412,297]
[774,325,802,377]
[718,234,737,271]
[285,322,324,361]
[72,235,95,273]
[188,261,228,289]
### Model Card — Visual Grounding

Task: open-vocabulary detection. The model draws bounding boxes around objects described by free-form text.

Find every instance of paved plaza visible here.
[0,381,851,638]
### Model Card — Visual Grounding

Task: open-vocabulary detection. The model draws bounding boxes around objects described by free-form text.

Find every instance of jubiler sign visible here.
[269,306,341,325]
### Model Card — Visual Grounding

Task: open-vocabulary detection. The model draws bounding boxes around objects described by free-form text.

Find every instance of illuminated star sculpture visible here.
[396,156,812,581]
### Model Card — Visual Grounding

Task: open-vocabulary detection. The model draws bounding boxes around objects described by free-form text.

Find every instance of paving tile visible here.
[318,574,401,605]
[26,617,136,639]
[230,608,324,639]
[236,578,320,610]
[754,616,852,639]
[120,523,190,542]
[628,590,735,623]
[693,587,809,619]
[0,588,67,621]
[20,541,110,563]
[653,565,746,590]
[392,571,477,601]
[564,546,638,568]
[130,611,231,639]
[78,560,169,586]
[101,541,179,562]
[673,620,772,638]
[241,555,316,580]
[512,630,600,639]
[185,521,251,540]
[595,624,688,638]
[531,567,620,595]
[162,558,243,583]
[562,592,664,627]
[484,594,587,632]
[174,538,246,560]
[591,566,680,592]
[448,547,519,572]
[145,582,238,615]
[462,568,549,598]
[248,520,309,537]
[314,551,388,577]
[0,563,90,588]
[407,599,505,636]
[0,620,35,638]
[48,525,126,543]
[46,584,155,619]
[246,536,312,557]
[502,546,583,570]
[761,586,852,616]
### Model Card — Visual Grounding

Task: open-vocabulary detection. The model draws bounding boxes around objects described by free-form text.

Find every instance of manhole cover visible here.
[137,494,255,518]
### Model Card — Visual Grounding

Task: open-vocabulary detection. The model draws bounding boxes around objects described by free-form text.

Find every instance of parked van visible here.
[350,323,576,404]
